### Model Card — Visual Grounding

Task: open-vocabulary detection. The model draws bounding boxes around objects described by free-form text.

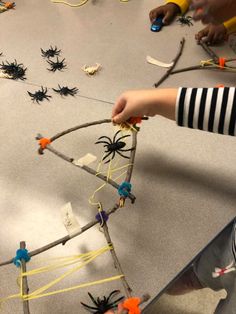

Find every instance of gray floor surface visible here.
[0,0,236,313]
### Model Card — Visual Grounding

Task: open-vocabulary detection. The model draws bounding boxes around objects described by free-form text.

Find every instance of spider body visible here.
[81,290,124,314]
[47,57,66,72]
[41,46,61,58]
[0,59,26,80]
[28,86,51,104]
[95,130,133,163]
[177,15,193,26]
[53,84,78,96]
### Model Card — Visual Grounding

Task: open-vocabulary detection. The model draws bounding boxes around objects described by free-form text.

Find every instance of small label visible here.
[73,153,97,167]
[61,202,81,237]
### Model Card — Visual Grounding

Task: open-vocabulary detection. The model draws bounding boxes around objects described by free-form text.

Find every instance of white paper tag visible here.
[146,55,174,68]
[61,202,81,237]
[73,153,97,167]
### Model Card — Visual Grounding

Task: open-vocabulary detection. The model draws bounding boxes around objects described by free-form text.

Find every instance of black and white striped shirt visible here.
[176,87,236,136]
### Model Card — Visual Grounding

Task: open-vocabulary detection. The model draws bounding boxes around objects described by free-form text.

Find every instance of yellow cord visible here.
[51,0,129,7]
[0,245,124,306]
[200,59,236,72]
[51,0,89,7]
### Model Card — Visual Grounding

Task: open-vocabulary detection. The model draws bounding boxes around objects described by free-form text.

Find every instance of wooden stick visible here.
[199,40,219,63]
[0,203,120,267]
[154,37,185,88]
[102,223,132,298]
[20,242,30,314]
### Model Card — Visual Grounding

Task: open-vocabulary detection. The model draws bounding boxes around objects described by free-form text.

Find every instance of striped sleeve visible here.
[175,87,236,136]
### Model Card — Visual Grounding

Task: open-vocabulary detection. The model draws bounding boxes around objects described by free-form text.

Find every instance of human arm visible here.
[191,0,236,25]
[149,0,190,24]
[112,88,236,136]
[195,16,236,44]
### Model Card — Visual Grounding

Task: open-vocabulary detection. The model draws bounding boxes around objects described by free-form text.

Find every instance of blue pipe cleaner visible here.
[95,210,109,224]
[13,248,31,267]
[118,181,132,198]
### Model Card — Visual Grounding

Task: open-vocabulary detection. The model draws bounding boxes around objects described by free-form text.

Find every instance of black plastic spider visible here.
[81,290,124,314]
[47,57,66,72]
[177,15,193,26]
[0,59,27,80]
[27,86,52,104]
[95,130,133,163]
[41,46,61,58]
[52,84,78,96]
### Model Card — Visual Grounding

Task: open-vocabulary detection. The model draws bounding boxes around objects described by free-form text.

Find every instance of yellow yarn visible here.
[51,0,129,7]
[0,245,125,305]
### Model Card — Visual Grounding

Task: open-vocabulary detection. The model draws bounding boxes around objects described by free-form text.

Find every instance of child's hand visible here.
[149,3,180,25]
[112,89,177,124]
[195,23,227,44]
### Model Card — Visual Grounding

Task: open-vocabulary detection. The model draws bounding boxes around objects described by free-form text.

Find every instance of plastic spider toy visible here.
[41,46,61,58]
[81,290,124,314]
[0,59,26,80]
[27,86,51,104]
[177,15,193,26]
[52,84,78,96]
[95,130,133,163]
[47,57,66,72]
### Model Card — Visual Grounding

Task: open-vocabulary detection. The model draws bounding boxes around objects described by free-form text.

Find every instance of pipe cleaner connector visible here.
[36,136,51,155]
[95,210,109,225]
[118,181,132,198]
[122,297,141,314]
[13,248,31,267]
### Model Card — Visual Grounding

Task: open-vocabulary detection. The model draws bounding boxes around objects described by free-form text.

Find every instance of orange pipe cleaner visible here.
[122,297,141,314]
[39,138,51,150]
[218,57,226,69]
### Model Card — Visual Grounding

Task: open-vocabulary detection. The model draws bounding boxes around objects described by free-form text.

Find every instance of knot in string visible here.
[118,181,132,198]
[13,248,31,267]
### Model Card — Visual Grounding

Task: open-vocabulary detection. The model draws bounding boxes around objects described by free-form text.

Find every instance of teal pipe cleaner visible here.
[118,181,132,197]
[13,249,31,267]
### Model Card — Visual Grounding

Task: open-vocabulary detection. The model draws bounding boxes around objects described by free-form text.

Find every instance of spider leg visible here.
[106,290,122,302]
[80,302,98,311]
[88,292,99,307]
[113,130,122,142]
[95,140,109,146]
[116,134,131,143]
[106,151,116,163]
[96,136,112,143]
[116,151,130,159]
[118,146,134,152]
[102,150,114,163]
[109,295,125,306]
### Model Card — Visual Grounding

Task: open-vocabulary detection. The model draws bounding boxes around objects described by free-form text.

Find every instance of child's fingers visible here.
[163,10,175,25]
[112,97,126,119]
[195,27,208,41]
[149,7,164,22]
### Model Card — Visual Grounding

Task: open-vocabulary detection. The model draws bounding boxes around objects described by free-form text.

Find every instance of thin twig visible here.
[154,37,185,88]
[102,223,132,298]
[20,241,30,314]
[198,40,219,63]
[0,204,120,267]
